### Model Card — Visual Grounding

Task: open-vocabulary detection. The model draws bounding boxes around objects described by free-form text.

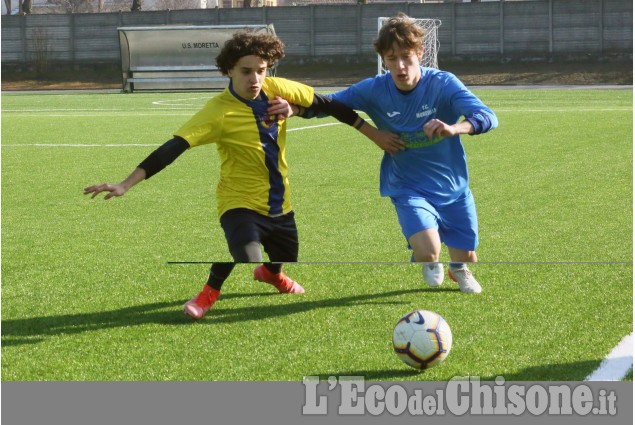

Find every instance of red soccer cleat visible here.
[183,284,220,319]
[253,264,305,294]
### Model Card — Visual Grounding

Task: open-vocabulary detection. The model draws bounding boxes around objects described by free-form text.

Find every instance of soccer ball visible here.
[392,309,452,369]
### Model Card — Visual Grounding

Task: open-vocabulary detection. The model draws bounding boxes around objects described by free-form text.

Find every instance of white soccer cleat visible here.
[448,265,482,294]
[422,263,444,287]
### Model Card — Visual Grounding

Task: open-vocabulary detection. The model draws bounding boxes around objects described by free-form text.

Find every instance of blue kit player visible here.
[302,13,498,293]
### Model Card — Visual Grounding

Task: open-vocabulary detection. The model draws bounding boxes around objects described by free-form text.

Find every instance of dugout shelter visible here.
[118,24,276,92]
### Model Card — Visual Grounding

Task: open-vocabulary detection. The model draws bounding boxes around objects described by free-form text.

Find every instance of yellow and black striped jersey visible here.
[175,77,314,218]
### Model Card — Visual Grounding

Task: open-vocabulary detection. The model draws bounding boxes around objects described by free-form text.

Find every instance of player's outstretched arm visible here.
[84,167,147,200]
[84,137,190,200]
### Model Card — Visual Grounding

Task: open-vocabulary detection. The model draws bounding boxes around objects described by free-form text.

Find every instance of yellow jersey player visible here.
[84,30,403,320]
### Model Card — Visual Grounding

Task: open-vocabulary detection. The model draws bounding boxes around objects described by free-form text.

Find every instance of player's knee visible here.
[230,241,262,262]
[412,249,439,263]
[408,229,441,262]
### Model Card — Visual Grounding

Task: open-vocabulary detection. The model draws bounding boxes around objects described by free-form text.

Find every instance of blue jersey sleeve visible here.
[443,74,498,134]
[329,78,374,111]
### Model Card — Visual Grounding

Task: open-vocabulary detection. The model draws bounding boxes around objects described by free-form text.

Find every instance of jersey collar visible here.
[228,80,269,105]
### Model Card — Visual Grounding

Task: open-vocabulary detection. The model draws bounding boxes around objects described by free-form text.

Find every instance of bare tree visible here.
[31,27,50,77]
[46,0,94,13]
[21,0,31,13]
[131,0,141,10]
[243,0,266,7]
[102,0,129,11]
[152,0,199,10]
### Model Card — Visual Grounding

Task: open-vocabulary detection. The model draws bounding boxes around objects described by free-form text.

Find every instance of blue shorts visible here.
[391,191,479,251]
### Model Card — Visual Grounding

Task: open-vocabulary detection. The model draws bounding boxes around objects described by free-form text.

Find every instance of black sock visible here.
[263,262,282,275]
[207,262,235,291]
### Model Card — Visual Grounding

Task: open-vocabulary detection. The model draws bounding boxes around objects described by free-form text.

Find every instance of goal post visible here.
[377,17,442,75]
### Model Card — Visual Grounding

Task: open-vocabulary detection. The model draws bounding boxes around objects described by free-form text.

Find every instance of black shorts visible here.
[219,208,299,263]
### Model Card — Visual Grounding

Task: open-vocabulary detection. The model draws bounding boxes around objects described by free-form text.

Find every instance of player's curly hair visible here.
[216,30,285,75]
[374,13,424,56]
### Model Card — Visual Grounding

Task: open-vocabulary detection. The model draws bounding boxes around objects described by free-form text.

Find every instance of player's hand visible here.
[423,119,457,140]
[267,96,293,120]
[369,129,406,154]
[83,183,127,200]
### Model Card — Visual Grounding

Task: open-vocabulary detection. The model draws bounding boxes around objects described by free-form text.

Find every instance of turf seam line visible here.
[166,261,633,265]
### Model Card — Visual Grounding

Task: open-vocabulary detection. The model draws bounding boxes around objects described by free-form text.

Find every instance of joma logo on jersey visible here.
[416,105,437,119]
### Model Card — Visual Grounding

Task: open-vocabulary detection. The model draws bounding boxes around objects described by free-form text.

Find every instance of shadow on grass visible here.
[2,288,429,347]
[315,369,424,381]
[319,359,622,382]
[479,360,611,381]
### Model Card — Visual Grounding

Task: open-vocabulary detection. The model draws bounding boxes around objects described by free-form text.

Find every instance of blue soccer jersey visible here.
[330,67,498,206]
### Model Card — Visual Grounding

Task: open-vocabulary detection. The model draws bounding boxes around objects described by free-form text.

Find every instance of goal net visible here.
[377,17,442,75]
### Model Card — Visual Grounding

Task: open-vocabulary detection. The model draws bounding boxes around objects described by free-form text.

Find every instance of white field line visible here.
[2,108,199,112]
[2,143,161,147]
[152,96,210,106]
[1,122,343,147]
[1,113,195,117]
[1,108,631,117]
[584,333,634,381]
[287,122,341,132]
[495,108,631,113]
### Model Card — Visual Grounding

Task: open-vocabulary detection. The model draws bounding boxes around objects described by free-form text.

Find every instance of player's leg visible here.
[408,228,445,287]
[184,262,234,319]
[184,209,263,319]
[255,211,304,293]
[392,196,444,287]
[447,248,477,263]
[437,191,482,293]
[446,248,481,293]
[221,208,264,262]
[408,228,442,262]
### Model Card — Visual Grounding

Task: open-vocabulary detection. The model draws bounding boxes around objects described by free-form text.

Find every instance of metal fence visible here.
[1,0,632,68]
